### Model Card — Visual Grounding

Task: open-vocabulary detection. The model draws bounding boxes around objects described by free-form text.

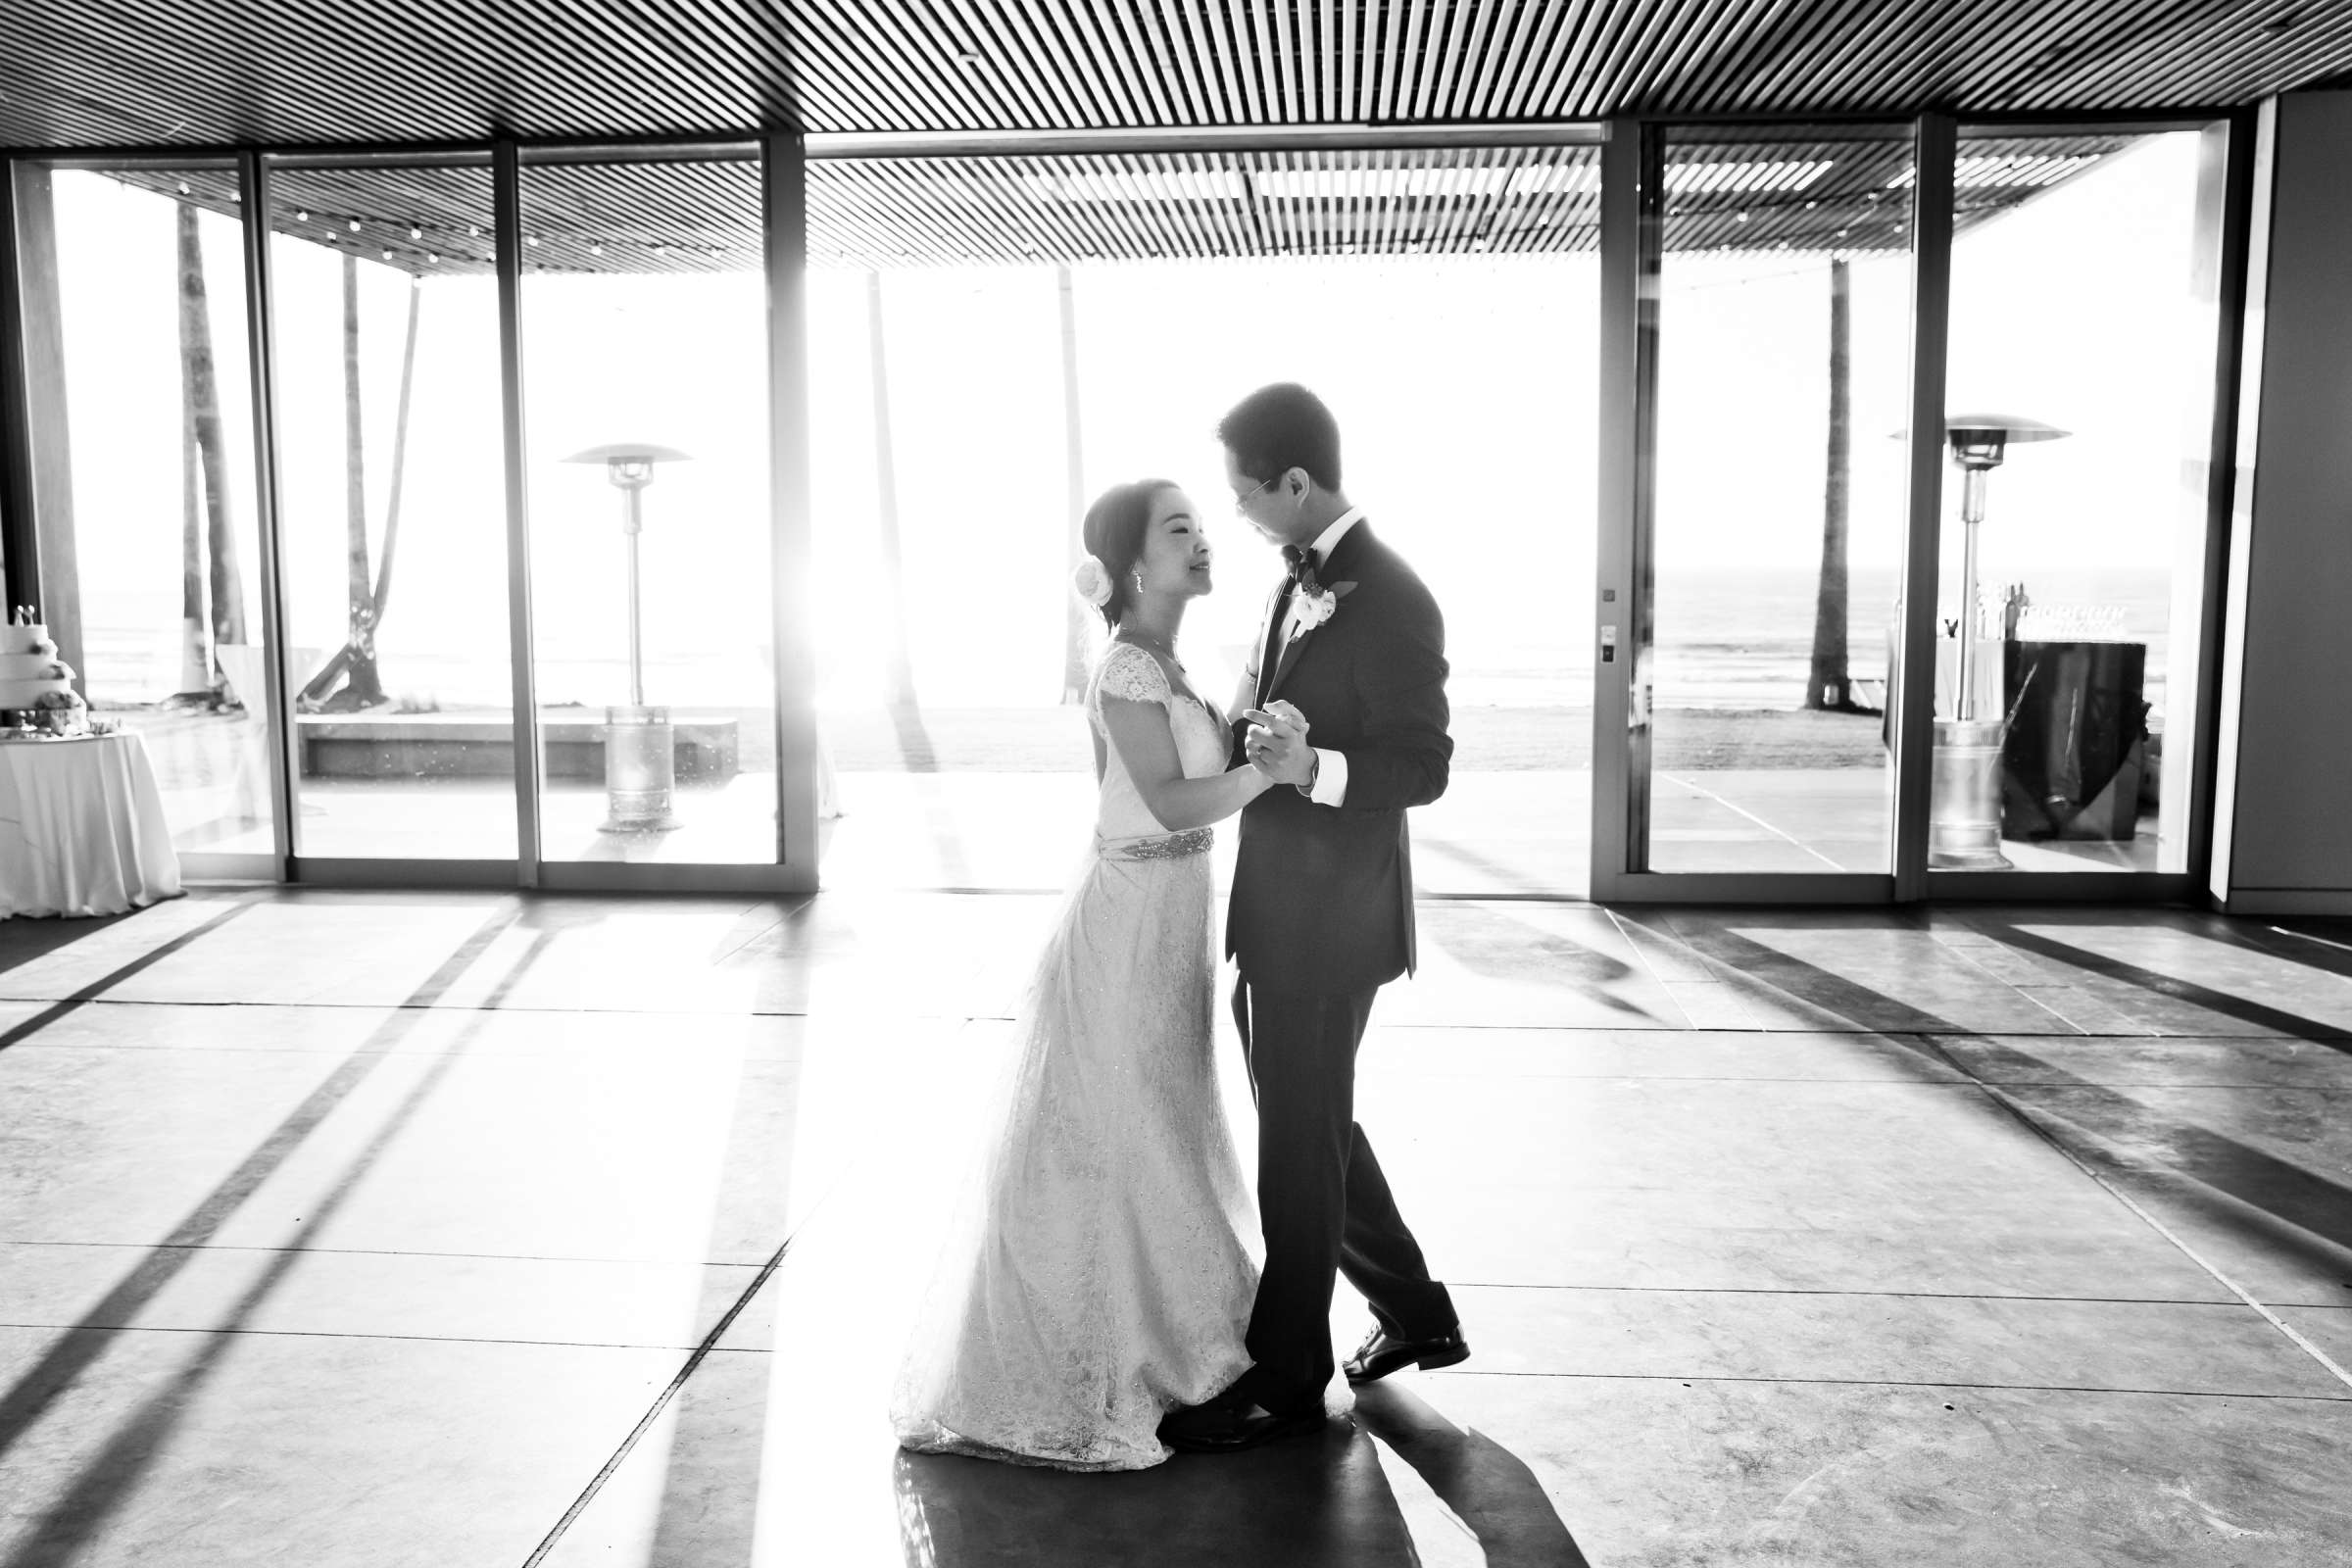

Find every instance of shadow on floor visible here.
[2216,917,2352,985]
[1626,909,2352,1279]
[1352,1382,1592,1568]
[0,897,257,1053]
[0,906,138,978]
[1976,913,2352,1048]
[1420,903,1660,1021]
[892,1391,1587,1568]
[894,1420,1413,1568]
[0,908,536,1568]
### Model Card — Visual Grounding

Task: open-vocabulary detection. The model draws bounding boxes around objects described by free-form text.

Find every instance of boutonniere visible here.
[1293,579,1355,632]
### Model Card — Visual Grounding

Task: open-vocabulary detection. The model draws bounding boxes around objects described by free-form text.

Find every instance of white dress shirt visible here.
[1258,507,1362,808]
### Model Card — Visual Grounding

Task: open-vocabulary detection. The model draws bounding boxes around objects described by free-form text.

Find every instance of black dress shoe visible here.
[1157,1397,1328,1454]
[1344,1324,1470,1385]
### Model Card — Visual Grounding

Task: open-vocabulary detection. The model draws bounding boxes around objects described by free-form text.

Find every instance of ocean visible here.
[1642,564,2182,716]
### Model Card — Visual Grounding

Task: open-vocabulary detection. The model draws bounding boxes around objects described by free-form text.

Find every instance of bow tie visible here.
[1280,545,1321,587]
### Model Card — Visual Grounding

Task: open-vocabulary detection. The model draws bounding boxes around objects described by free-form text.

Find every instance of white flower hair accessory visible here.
[1071,554,1114,608]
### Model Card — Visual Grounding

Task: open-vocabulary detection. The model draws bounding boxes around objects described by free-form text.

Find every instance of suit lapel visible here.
[1265,613,1316,702]
[1254,579,1295,710]
[1265,521,1372,704]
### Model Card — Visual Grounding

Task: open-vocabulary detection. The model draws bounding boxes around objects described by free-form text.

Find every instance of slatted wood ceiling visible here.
[93,126,2133,270]
[11,0,2309,267]
[3,0,2345,150]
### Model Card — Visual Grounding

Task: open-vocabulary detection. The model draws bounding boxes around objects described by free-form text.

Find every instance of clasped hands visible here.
[1243,701,1315,788]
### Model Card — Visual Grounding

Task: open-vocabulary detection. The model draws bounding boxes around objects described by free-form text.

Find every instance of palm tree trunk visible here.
[1057,265,1090,703]
[303,254,385,711]
[369,276,421,622]
[867,270,915,709]
[1806,256,1855,712]
[181,203,247,659]
[172,203,212,699]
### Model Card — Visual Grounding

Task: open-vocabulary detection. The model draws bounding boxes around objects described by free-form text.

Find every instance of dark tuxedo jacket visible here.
[1226,520,1451,996]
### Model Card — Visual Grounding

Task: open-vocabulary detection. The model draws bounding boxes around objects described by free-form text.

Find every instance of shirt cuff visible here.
[1301,746,1348,807]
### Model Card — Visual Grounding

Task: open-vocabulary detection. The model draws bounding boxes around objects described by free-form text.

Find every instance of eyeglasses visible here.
[1232,475,1278,514]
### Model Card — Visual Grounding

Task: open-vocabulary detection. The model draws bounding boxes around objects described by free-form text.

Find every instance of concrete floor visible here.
[2,890,2348,1565]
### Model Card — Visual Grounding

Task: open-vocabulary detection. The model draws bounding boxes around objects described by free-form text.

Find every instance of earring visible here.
[1132,570,1145,596]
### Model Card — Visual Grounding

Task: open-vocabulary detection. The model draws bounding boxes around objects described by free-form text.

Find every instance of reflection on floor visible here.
[3,891,2347,1565]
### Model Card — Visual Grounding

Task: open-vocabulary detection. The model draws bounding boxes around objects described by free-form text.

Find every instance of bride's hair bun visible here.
[1070,554,1114,609]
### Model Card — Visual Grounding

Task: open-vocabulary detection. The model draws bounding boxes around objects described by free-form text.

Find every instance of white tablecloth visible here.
[0,732,184,918]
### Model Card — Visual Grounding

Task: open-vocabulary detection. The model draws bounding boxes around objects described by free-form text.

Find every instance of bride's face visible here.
[1136,488,1214,601]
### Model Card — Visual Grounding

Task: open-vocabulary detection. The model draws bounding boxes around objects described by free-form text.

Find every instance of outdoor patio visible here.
[122,702,2162,888]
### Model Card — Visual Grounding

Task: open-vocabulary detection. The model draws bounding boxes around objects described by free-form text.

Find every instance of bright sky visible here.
[47,131,2214,711]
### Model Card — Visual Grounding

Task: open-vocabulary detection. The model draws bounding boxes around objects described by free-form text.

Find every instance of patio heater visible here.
[1930,414,2070,870]
[564,442,692,832]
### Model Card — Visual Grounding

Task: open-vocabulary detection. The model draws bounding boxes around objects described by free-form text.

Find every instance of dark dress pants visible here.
[1230,976,1456,1417]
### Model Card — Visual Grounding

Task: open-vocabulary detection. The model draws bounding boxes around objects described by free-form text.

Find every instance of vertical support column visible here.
[2183,110,2256,894]
[1590,118,1644,899]
[2,164,82,683]
[2206,100,2274,907]
[1056,264,1089,705]
[0,163,39,612]
[2206,90,2352,911]
[495,140,545,884]
[240,152,299,873]
[765,131,820,891]
[1891,113,1955,904]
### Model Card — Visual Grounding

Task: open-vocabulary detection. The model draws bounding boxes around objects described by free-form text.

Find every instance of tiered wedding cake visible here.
[0,609,87,731]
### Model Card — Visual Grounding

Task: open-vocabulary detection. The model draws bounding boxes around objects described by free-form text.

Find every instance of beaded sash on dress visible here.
[1097,826,1213,861]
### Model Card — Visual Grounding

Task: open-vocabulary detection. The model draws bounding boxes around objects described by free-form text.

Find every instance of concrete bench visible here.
[296,710,740,784]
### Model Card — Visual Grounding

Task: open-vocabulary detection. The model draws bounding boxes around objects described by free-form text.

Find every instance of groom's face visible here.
[1224,447,1294,548]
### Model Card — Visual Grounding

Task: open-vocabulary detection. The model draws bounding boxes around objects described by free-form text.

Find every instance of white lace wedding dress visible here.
[890,641,1259,1470]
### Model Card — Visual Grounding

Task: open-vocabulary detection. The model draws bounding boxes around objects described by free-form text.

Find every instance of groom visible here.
[1160,382,1468,1454]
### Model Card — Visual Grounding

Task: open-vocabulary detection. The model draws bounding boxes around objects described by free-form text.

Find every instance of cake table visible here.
[0,731,183,918]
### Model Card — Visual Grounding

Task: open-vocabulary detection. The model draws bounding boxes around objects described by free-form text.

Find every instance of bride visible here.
[890,478,1276,1470]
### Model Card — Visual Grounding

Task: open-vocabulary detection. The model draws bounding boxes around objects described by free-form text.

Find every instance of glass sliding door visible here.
[28,164,278,858]
[16,125,2239,903]
[1929,124,2231,876]
[517,153,775,865]
[802,246,1087,891]
[268,159,516,859]
[804,143,1602,895]
[1605,116,2238,901]
[1636,124,1916,876]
